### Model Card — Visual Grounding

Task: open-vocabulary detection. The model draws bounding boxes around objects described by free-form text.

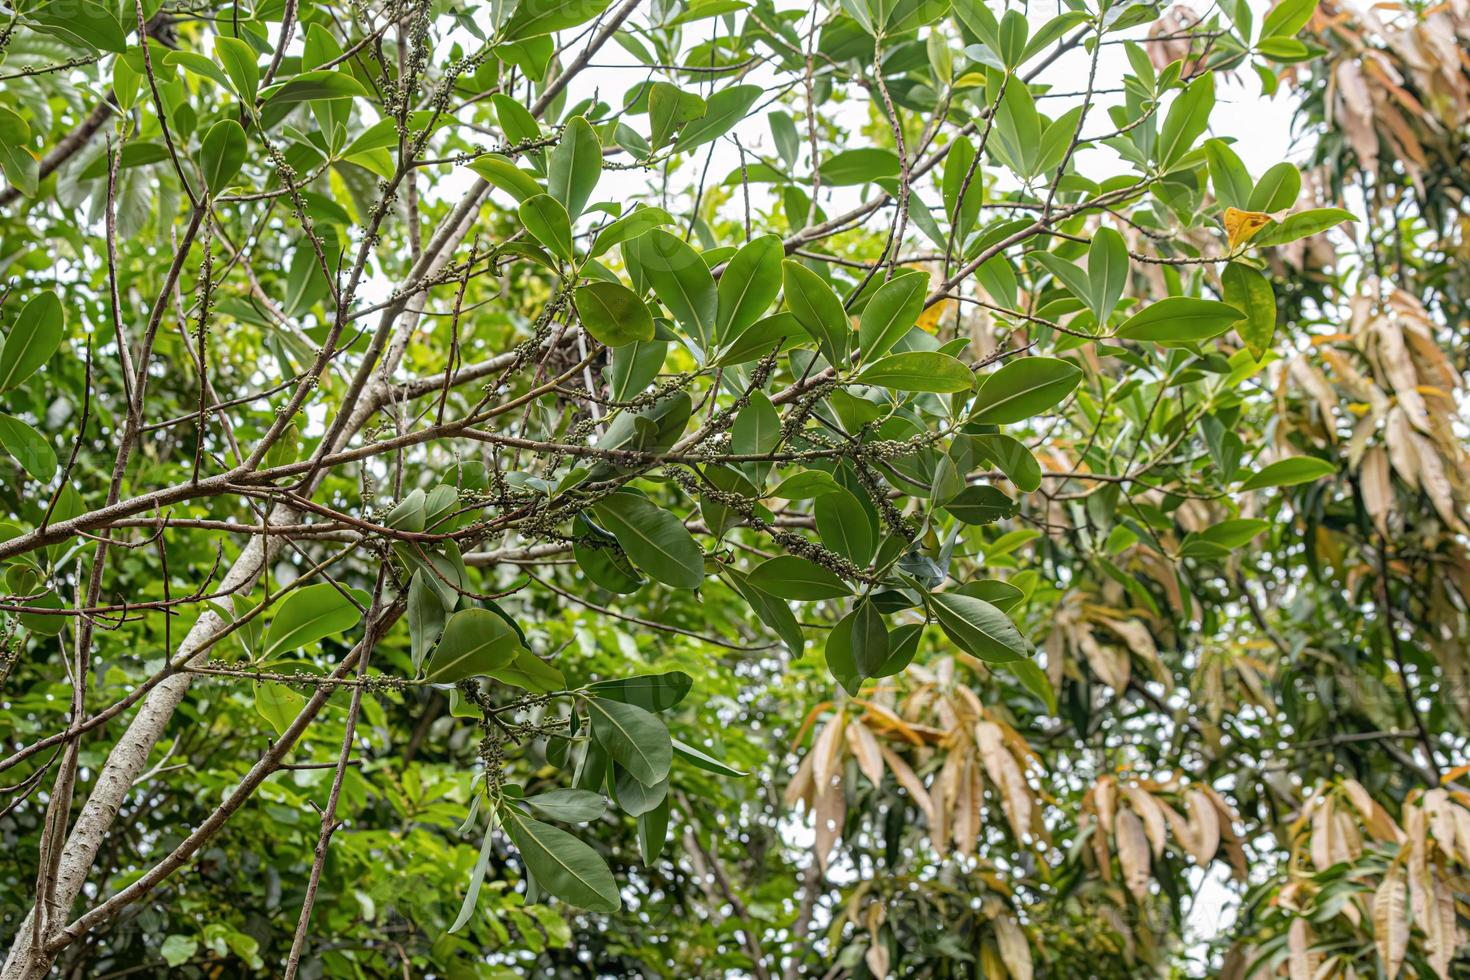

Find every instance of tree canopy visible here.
[1,0,1469,975]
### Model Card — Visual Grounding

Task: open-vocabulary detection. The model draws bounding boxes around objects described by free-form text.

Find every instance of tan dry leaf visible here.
[1186,788,1221,866]
[1359,446,1393,537]
[1120,784,1169,859]
[878,744,935,823]
[1288,917,1318,980]
[1373,862,1408,980]
[812,775,846,873]
[812,715,846,788]
[1116,808,1152,902]
[845,720,885,788]
[1410,431,1466,531]
[993,915,1033,980]
[1384,407,1422,492]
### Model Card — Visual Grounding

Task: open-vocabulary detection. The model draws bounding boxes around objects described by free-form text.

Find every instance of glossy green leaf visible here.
[929,591,1028,663]
[425,607,523,683]
[1114,297,1244,345]
[747,555,852,600]
[1221,262,1276,357]
[575,281,654,347]
[855,351,972,393]
[591,493,704,589]
[970,357,1082,425]
[548,116,601,219]
[262,584,362,658]
[0,291,64,392]
[519,194,574,261]
[1239,456,1336,490]
[716,235,783,344]
[781,260,849,366]
[587,697,672,787]
[504,811,621,912]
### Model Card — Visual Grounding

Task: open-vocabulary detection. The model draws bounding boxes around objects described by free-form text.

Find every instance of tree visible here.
[0,0,1465,974]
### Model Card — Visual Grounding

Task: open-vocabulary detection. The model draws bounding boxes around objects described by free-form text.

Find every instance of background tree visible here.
[0,0,1464,975]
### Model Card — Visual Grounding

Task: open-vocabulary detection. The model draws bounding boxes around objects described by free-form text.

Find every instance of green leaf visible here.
[524,788,606,823]
[587,697,672,786]
[1156,73,1214,170]
[971,434,1039,493]
[1087,227,1128,324]
[1114,297,1244,345]
[1247,161,1301,212]
[200,120,247,193]
[677,84,762,149]
[590,206,673,257]
[945,485,1016,525]
[587,671,692,711]
[254,681,305,736]
[1239,456,1336,490]
[504,811,621,912]
[855,351,972,393]
[1008,659,1056,713]
[747,555,852,600]
[769,470,842,500]
[0,414,57,481]
[469,154,543,202]
[858,270,927,361]
[266,70,370,107]
[425,608,523,683]
[929,591,1028,662]
[716,235,783,344]
[519,194,574,261]
[406,570,446,673]
[672,736,748,777]
[591,493,704,589]
[649,83,706,151]
[851,598,889,678]
[632,230,718,347]
[27,0,127,53]
[502,0,610,40]
[1221,262,1276,358]
[725,567,806,655]
[814,488,876,566]
[548,116,601,219]
[819,148,900,186]
[1250,208,1355,248]
[215,36,260,102]
[782,260,849,366]
[263,583,362,658]
[160,936,198,968]
[489,649,567,692]
[1204,139,1253,211]
[0,291,64,391]
[970,356,1082,424]
[1262,0,1317,38]
[1179,518,1270,558]
[0,108,38,198]
[575,281,654,347]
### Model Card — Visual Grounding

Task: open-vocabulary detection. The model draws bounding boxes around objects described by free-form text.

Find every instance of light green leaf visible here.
[632,230,718,347]
[200,120,248,193]
[858,270,927,361]
[519,194,574,261]
[782,260,849,366]
[1251,208,1356,248]
[1221,262,1276,357]
[716,235,783,344]
[0,413,56,481]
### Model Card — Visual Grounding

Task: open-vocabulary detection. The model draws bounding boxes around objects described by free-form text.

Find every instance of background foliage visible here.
[0,0,1468,975]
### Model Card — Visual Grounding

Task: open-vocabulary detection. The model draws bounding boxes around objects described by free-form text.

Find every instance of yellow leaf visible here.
[1223,207,1273,250]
